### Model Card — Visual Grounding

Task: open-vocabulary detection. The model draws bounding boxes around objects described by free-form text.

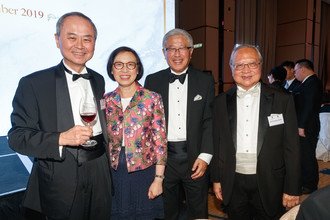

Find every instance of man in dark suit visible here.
[281,60,301,93]
[7,12,112,220]
[210,44,301,219]
[296,185,330,219]
[144,28,214,219]
[293,59,322,194]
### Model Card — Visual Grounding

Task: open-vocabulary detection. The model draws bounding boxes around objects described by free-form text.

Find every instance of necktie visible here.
[62,63,92,81]
[237,86,259,98]
[169,73,187,84]
[72,73,92,81]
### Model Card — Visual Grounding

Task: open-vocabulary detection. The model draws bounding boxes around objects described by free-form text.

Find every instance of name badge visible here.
[267,114,284,126]
[100,99,106,110]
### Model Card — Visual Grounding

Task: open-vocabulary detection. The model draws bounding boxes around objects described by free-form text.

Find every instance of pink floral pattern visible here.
[104,85,167,172]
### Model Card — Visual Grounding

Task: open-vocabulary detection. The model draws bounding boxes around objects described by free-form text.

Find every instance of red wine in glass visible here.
[79,97,98,147]
[80,113,96,124]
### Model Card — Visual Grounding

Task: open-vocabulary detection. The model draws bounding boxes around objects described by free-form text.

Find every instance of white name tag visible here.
[100,99,106,110]
[267,113,284,126]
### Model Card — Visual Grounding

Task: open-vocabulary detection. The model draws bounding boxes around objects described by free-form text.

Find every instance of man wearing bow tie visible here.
[145,28,214,219]
[8,12,112,219]
[210,44,301,219]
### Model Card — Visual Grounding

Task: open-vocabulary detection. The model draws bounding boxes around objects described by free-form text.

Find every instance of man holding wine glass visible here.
[8,12,112,220]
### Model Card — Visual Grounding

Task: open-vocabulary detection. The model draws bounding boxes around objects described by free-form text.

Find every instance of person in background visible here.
[211,44,301,220]
[104,46,167,219]
[267,65,287,92]
[281,60,301,92]
[293,59,323,194]
[145,28,214,220]
[7,12,112,220]
[296,185,330,219]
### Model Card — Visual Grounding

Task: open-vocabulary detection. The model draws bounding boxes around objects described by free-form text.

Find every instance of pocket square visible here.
[193,94,202,101]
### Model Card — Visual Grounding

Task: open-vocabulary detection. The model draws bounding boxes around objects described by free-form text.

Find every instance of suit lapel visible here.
[56,64,75,131]
[227,88,237,149]
[55,64,77,157]
[257,84,274,155]
[160,69,170,126]
[187,68,197,130]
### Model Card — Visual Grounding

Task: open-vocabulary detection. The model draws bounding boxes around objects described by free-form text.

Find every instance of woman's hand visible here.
[148,177,163,199]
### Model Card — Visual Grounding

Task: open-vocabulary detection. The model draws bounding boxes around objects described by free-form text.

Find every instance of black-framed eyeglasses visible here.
[232,62,261,71]
[113,62,137,70]
[165,47,192,54]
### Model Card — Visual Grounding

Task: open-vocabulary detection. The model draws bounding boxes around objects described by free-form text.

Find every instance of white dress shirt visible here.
[59,62,102,156]
[236,83,261,174]
[167,68,212,164]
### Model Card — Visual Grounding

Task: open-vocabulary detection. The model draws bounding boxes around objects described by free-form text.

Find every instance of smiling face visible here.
[163,34,193,73]
[231,47,262,90]
[112,51,138,88]
[55,15,96,73]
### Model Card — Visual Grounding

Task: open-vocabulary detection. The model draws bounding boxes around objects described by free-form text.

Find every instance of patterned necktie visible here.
[169,73,187,84]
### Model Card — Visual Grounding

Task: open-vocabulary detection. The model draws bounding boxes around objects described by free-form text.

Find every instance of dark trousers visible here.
[300,135,319,191]
[227,173,283,220]
[163,157,208,220]
[47,153,112,220]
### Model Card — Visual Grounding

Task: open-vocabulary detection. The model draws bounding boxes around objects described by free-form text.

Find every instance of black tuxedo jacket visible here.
[144,67,214,167]
[8,62,110,218]
[293,74,322,137]
[210,83,301,216]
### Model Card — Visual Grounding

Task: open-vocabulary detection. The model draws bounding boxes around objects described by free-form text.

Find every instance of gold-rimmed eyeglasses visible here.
[113,62,137,70]
[165,47,192,54]
[232,62,261,71]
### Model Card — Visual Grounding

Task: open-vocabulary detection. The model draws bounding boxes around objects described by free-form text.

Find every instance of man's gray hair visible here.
[162,28,194,49]
[229,44,263,70]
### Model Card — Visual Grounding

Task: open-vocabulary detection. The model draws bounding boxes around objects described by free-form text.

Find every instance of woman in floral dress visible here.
[104,46,167,219]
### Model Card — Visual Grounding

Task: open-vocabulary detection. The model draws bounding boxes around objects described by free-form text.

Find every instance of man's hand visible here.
[282,193,300,208]
[191,158,208,179]
[298,128,306,137]
[59,125,93,146]
[213,182,223,201]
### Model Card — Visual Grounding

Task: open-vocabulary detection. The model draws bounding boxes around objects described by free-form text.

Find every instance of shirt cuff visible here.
[198,153,213,165]
[59,146,63,158]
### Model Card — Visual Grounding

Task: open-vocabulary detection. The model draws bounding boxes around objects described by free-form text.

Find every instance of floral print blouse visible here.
[104,84,167,172]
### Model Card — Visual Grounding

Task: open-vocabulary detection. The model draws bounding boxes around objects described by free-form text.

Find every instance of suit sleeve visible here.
[8,77,62,160]
[296,78,321,128]
[283,95,301,195]
[210,97,221,182]
[200,75,215,155]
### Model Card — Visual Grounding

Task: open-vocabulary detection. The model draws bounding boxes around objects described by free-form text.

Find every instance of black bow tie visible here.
[62,63,92,81]
[72,73,92,81]
[169,73,187,84]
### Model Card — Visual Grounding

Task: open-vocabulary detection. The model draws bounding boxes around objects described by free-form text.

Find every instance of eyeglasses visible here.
[165,47,192,54]
[293,67,302,73]
[232,62,261,71]
[113,62,137,70]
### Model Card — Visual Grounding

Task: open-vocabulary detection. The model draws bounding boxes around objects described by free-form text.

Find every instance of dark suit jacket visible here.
[210,83,301,217]
[7,62,110,218]
[286,78,301,93]
[296,185,330,220]
[144,66,214,168]
[293,74,322,137]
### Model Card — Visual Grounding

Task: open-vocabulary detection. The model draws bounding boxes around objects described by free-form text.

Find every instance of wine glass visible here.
[79,96,98,147]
